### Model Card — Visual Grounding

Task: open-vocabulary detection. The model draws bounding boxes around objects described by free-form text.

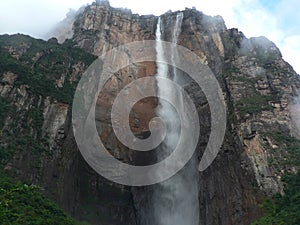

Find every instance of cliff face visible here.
[1,1,300,225]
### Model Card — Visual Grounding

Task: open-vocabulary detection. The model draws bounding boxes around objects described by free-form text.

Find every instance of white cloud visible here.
[108,0,300,73]
[0,0,299,73]
[280,35,300,72]
[0,0,90,38]
[213,0,300,73]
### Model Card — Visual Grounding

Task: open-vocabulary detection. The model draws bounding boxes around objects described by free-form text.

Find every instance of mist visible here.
[150,14,199,225]
[45,8,85,43]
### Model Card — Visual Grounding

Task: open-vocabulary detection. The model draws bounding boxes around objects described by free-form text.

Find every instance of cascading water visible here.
[150,13,200,225]
[171,13,183,83]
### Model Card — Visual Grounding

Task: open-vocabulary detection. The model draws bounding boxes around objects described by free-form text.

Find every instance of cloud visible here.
[110,0,299,73]
[228,0,300,73]
[0,0,90,38]
[280,35,300,73]
[0,0,299,73]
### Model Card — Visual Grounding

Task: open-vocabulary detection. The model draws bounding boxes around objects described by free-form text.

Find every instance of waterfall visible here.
[171,13,183,83]
[151,13,200,225]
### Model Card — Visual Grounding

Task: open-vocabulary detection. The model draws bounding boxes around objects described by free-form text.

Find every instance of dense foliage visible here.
[252,172,300,225]
[253,133,300,224]
[268,132,300,167]
[0,34,96,104]
[0,34,95,224]
[0,97,10,129]
[236,93,274,116]
[0,171,88,225]
[0,96,48,167]
[0,33,96,168]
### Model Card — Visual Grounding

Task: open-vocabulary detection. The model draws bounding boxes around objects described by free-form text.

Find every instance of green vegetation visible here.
[0,170,88,225]
[236,92,274,116]
[233,75,255,83]
[253,133,300,225]
[0,33,97,164]
[252,172,300,225]
[0,100,49,166]
[0,34,96,225]
[0,131,49,167]
[0,135,49,168]
[0,34,96,104]
[0,33,96,163]
[225,65,240,75]
[0,97,10,129]
[221,65,275,117]
[267,132,300,167]
[0,146,14,167]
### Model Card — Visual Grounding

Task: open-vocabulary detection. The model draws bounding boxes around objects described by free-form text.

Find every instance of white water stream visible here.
[152,13,199,225]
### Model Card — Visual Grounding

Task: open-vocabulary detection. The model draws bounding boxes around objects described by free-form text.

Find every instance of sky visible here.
[0,0,299,73]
